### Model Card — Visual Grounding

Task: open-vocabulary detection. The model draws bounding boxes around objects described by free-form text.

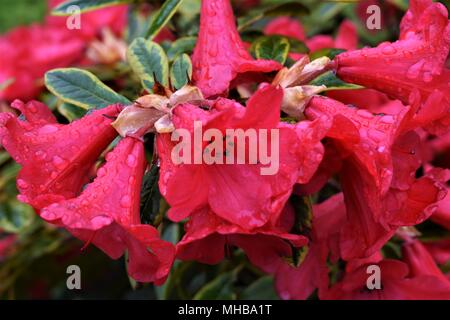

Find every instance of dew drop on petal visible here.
[120,195,132,208]
[35,150,47,160]
[17,179,28,189]
[126,154,137,167]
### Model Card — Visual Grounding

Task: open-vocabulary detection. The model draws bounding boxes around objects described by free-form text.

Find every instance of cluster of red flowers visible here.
[1,0,450,299]
[0,0,128,102]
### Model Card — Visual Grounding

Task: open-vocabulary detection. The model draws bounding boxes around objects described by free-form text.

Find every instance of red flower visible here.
[263,18,357,59]
[431,188,450,230]
[47,0,128,41]
[323,259,450,300]
[157,85,329,229]
[306,96,446,259]
[0,25,85,101]
[402,239,450,284]
[334,0,450,125]
[424,238,450,266]
[40,138,175,283]
[0,1,128,102]
[264,17,306,42]
[274,193,347,300]
[326,89,405,115]
[0,101,122,209]
[176,205,307,274]
[307,20,358,52]
[191,0,282,97]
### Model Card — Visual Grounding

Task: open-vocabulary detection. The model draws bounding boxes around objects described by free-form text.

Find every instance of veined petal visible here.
[0,102,121,209]
[40,138,175,283]
[191,0,281,97]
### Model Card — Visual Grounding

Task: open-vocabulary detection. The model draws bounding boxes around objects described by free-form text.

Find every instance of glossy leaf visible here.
[127,38,169,90]
[170,53,192,90]
[309,48,346,61]
[253,36,290,65]
[194,272,236,300]
[145,0,184,40]
[57,103,87,122]
[0,200,34,233]
[310,71,364,90]
[240,276,279,300]
[45,68,131,109]
[52,0,130,15]
[140,165,163,226]
[167,36,197,60]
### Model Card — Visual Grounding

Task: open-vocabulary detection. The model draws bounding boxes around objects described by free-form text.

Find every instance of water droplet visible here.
[379,115,395,124]
[97,167,107,177]
[39,124,59,134]
[120,195,132,208]
[17,195,29,203]
[52,156,66,169]
[406,60,424,80]
[35,150,47,160]
[381,44,397,55]
[356,109,373,119]
[90,216,112,227]
[27,103,37,113]
[42,210,56,220]
[126,154,137,167]
[17,179,28,189]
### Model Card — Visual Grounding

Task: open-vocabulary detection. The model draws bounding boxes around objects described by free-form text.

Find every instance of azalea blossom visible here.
[157,85,330,229]
[191,0,282,97]
[0,100,175,283]
[176,205,307,271]
[305,93,447,259]
[334,0,450,134]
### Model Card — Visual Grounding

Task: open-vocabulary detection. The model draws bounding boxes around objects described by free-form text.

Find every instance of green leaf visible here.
[289,38,309,54]
[57,103,87,122]
[253,36,290,64]
[167,36,197,60]
[140,165,164,226]
[194,272,236,300]
[0,200,35,233]
[310,71,364,91]
[145,0,184,40]
[309,48,346,61]
[127,5,151,43]
[240,276,279,300]
[0,152,11,167]
[289,194,313,267]
[52,0,130,16]
[170,53,192,90]
[291,194,313,236]
[45,68,130,110]
[127,38,170,91]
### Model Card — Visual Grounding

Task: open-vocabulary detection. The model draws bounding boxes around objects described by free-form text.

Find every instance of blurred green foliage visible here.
[0,0,47,33]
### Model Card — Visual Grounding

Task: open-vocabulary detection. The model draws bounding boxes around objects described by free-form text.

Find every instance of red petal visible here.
[40,137,175,283]
[158,86,328,229]
[335,0,450,107]
[264,17,305,41]
[0,102,121,209]
[176,208,307,270]
[335,20,358,51]
[191,0,281,97]
[402,239,450,282]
